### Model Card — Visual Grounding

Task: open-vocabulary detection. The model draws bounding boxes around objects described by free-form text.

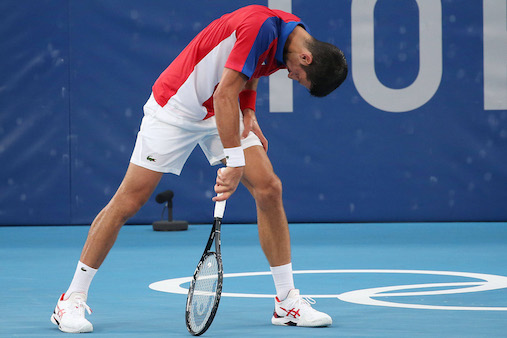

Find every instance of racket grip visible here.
[214,195,226,219]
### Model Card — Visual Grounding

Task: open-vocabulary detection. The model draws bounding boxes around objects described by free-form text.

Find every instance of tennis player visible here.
[51,5,347,333]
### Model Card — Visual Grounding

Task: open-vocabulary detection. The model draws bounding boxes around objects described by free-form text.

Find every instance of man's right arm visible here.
[212,68,249,201]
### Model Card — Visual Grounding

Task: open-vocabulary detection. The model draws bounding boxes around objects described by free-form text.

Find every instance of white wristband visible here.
[224,146,245,167]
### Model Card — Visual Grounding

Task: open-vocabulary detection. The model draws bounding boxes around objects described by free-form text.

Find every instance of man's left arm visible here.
[240,77,268,152]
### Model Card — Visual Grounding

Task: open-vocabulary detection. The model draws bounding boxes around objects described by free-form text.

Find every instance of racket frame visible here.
[185,200,225,336]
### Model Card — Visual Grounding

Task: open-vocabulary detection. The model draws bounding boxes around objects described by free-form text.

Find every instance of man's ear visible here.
[300,52,313,65]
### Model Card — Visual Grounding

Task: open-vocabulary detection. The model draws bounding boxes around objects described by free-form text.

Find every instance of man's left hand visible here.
[242,109,268,152]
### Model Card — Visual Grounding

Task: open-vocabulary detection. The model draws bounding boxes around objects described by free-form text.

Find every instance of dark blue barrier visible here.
[1,0,505,225]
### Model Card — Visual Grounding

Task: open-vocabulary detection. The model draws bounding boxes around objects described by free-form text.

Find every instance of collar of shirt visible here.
[275,20,309,65]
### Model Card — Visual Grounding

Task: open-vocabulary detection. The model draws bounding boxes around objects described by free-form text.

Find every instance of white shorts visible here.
[130,93,262,175]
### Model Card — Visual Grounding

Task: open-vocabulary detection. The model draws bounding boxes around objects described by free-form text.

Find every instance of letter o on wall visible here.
[351,0,443,113]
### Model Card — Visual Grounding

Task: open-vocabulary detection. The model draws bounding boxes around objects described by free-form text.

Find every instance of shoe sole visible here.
[51,312,93,333]
[272,316,332,327]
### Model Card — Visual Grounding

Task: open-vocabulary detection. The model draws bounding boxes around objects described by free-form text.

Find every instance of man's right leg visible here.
[51,163,162,333]
[80,163,163,269]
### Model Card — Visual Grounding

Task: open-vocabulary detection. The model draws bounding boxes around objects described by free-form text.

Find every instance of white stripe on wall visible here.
[268,0,293,112]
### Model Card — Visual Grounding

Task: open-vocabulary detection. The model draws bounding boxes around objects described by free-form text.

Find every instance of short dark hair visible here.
[302,38,348,97]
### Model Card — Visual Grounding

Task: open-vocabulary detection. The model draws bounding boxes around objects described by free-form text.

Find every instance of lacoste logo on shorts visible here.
[147,155,156,162]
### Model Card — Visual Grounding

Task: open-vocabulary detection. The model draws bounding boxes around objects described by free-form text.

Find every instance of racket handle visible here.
[214,194,226,219]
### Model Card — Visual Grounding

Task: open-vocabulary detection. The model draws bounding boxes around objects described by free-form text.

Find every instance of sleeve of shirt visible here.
[225,16,279,79]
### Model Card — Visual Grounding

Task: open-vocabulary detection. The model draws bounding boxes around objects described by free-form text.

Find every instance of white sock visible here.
[270,262,295,301]
[65,261,97,299]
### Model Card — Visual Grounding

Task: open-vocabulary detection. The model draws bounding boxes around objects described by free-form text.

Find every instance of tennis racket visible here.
[185,196,226,336]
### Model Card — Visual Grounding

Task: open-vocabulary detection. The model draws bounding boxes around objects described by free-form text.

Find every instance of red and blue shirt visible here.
[152,5,307,120]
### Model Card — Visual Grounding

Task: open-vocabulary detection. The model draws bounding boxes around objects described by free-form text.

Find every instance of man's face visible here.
[285,57,311,90]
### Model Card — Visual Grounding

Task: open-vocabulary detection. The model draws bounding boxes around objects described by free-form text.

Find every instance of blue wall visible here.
[1,0,506,225]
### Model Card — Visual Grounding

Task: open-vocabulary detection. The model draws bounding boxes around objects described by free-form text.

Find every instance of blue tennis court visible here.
[2,221,506,337]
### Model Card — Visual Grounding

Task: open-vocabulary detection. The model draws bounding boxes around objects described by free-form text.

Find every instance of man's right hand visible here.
[213,167,244,201]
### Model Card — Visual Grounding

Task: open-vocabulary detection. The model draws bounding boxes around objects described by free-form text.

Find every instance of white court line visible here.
[149,269,507,311]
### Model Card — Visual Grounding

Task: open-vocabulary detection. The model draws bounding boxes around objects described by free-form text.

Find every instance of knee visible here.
[123,198,146,219]
[109,193,148,222]
[251,174,283,206]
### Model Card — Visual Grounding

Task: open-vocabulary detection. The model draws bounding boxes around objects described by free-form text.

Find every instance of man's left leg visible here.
[241,145,332,327]
[241,146,291,268]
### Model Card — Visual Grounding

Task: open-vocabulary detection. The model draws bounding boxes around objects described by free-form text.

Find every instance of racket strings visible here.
[188,253,219,332]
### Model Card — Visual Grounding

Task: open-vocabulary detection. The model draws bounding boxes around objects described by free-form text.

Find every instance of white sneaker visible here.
[271,289,332,327]
[51,292,93,333]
